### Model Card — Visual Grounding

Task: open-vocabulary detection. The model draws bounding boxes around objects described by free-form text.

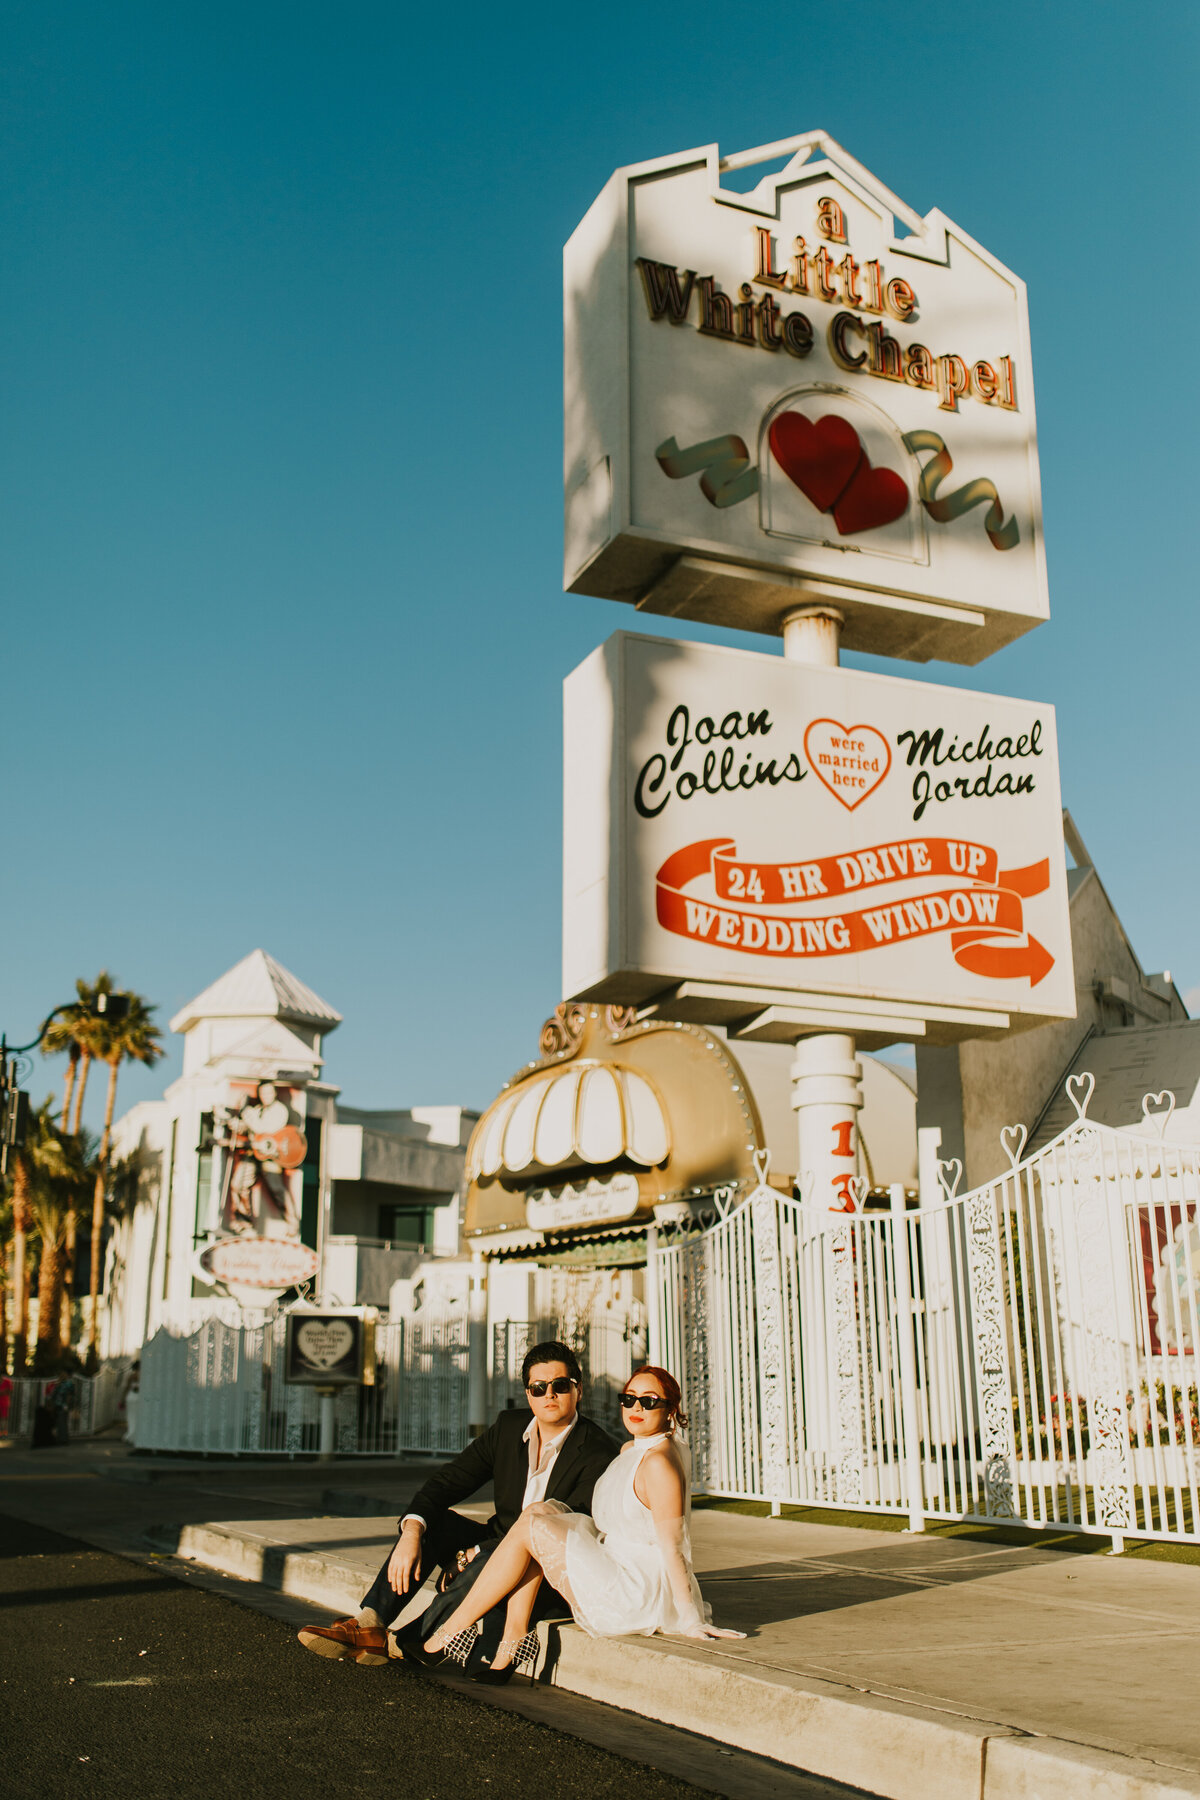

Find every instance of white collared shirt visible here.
[401,1412,579,1535]
[522,1412,578,1510]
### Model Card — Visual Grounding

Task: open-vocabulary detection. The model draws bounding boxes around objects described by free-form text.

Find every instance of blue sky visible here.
[3,1,1196,1125]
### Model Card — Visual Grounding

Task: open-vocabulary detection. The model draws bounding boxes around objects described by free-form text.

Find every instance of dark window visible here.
[191,1111,217,1297]
[193,1112,216,1241]
[300,1119,323,1250]
[379,1205,434,1249]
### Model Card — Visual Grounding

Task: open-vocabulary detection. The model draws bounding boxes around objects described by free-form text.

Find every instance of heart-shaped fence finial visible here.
[1065,1071,1095,1120]
[714,1182,739,1219]
[1141,1090,1176,1138]
[753,1147,772,1188]
[1000,1123,1028,1170]
[937,1158,963,1200]
[847,1175,868,1212]
[796,1168,816,1207]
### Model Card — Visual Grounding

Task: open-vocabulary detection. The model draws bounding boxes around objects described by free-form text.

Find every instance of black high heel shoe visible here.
[395,1622,479,1669]
[472,1630,540,1685]
[392,1630,445,1669]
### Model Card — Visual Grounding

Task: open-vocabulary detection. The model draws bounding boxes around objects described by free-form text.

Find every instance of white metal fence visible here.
[131,1303,635,1458]
[133,1311,469,1457]
[122,1074,1200,1549]
[4,1361,131,1441]
[650,1081,1199,1550]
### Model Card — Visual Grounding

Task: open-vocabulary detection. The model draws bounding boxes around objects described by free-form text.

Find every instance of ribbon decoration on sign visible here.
[654,422,1019,553]
[902,430,1020,551]
[654,434,760,507]
[655,837,1054,986]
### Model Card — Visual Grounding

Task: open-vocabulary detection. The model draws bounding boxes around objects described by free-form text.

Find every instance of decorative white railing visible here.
[134,1312,468,1457]
[650,1083,1199,1550]
[118,1073,1199,1549]
[4,1361,131,1441]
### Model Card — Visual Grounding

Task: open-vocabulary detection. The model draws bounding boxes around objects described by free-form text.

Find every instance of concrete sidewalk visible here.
[151,1500,1200,1800]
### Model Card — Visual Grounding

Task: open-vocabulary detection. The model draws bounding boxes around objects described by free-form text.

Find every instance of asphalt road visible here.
[0,1511,711,1800]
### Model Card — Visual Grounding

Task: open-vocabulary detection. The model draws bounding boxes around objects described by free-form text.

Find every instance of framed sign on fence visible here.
[283,1310,370,1387]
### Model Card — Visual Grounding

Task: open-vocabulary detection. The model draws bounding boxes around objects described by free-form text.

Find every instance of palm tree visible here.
[41,975,112,1348]
[0,1185,11,1376]
[57,1129,100,1353]
[31,1131,91,1370]
[85,992,164,1363]
[31,1192,70,1364]
[41,973,112,1137]
[7,1100,66,1371]
[8,1132,34,1373]
[8,1101,78,1368]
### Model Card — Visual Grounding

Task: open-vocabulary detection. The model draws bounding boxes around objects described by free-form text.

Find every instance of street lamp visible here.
[0,991,131,1170]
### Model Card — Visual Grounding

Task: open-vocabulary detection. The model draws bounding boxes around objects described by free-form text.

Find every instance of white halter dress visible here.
[529,1432,709,1638]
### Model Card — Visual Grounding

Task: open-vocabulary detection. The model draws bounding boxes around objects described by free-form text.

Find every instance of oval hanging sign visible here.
[198,1237,320,1290]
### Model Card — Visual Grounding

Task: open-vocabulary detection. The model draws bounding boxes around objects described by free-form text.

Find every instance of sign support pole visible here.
[317,1385,337,1464]
[467,1251,488,1439]
[781,609,864,1211]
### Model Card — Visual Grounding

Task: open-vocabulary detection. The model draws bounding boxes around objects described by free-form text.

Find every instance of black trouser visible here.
[359,1505,569,1670]
[359,1507,495,1628]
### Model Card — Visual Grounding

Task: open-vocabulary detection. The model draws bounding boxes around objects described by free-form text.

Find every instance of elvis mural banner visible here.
[197,1081,319,1292]
[563,633,1074,1035]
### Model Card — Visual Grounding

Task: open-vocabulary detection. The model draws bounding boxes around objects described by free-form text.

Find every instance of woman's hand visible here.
[670,1601,746,1640]
[676,1622,746,1640]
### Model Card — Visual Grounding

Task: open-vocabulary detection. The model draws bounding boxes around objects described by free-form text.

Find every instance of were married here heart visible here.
[804,718,892,809]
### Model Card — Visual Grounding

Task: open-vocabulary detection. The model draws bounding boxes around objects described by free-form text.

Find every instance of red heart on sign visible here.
[832,459,910,535]
[804,718,892,810]
[769,412,863,513]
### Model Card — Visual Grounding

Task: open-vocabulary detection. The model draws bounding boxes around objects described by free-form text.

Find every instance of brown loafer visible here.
[297,1617,389,1665]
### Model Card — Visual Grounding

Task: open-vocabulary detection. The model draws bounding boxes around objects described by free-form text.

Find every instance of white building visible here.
[101,950,475,1357]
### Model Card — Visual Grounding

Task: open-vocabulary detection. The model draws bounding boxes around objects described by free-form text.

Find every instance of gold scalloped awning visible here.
[464,1005,764,1239]
[466,1061,669,1181]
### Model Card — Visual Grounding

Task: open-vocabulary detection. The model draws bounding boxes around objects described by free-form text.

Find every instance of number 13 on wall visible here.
[830,1118,857,1211]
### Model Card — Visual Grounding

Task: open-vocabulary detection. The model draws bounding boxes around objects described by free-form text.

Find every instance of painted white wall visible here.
[102,957,337,1347]
[411,1106,473,1147]
[431,1193,462,1256]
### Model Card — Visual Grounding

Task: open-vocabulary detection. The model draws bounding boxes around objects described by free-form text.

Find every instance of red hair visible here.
[623,1365,688,1430]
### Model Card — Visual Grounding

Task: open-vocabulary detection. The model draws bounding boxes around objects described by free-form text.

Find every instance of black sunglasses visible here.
[525,1377,578,1397]
[620,1393,669,1411]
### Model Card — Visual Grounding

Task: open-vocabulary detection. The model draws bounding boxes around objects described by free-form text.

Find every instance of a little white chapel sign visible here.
[564,132,1046,665]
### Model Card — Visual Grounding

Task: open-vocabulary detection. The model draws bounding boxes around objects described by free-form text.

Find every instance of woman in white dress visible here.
[419,1365,744,1680]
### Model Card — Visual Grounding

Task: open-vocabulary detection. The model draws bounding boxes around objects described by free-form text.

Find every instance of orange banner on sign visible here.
[708,835,1049,905]
[655,838,1054,986]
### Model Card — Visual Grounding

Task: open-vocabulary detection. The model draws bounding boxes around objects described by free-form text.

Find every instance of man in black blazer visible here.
[298,1340,618,1671]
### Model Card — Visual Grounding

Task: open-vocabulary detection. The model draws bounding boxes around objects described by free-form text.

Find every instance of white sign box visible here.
[563,634,1074,1039]
[564,132,1047,665]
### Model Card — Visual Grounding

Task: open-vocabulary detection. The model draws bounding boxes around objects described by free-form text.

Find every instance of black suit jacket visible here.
[401,1408,618,1538]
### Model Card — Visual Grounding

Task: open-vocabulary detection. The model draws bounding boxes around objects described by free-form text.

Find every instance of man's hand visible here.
[387,1521,424,1596]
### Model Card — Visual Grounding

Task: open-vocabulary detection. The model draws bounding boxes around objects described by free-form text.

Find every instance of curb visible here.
[147,1521,376,1618]
[157,1520,1200,1800]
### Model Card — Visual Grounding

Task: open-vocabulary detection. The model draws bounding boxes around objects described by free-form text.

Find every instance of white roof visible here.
[169,949,342,1035]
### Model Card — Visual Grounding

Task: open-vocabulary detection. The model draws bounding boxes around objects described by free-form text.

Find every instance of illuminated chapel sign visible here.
[564,133,1047,665]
